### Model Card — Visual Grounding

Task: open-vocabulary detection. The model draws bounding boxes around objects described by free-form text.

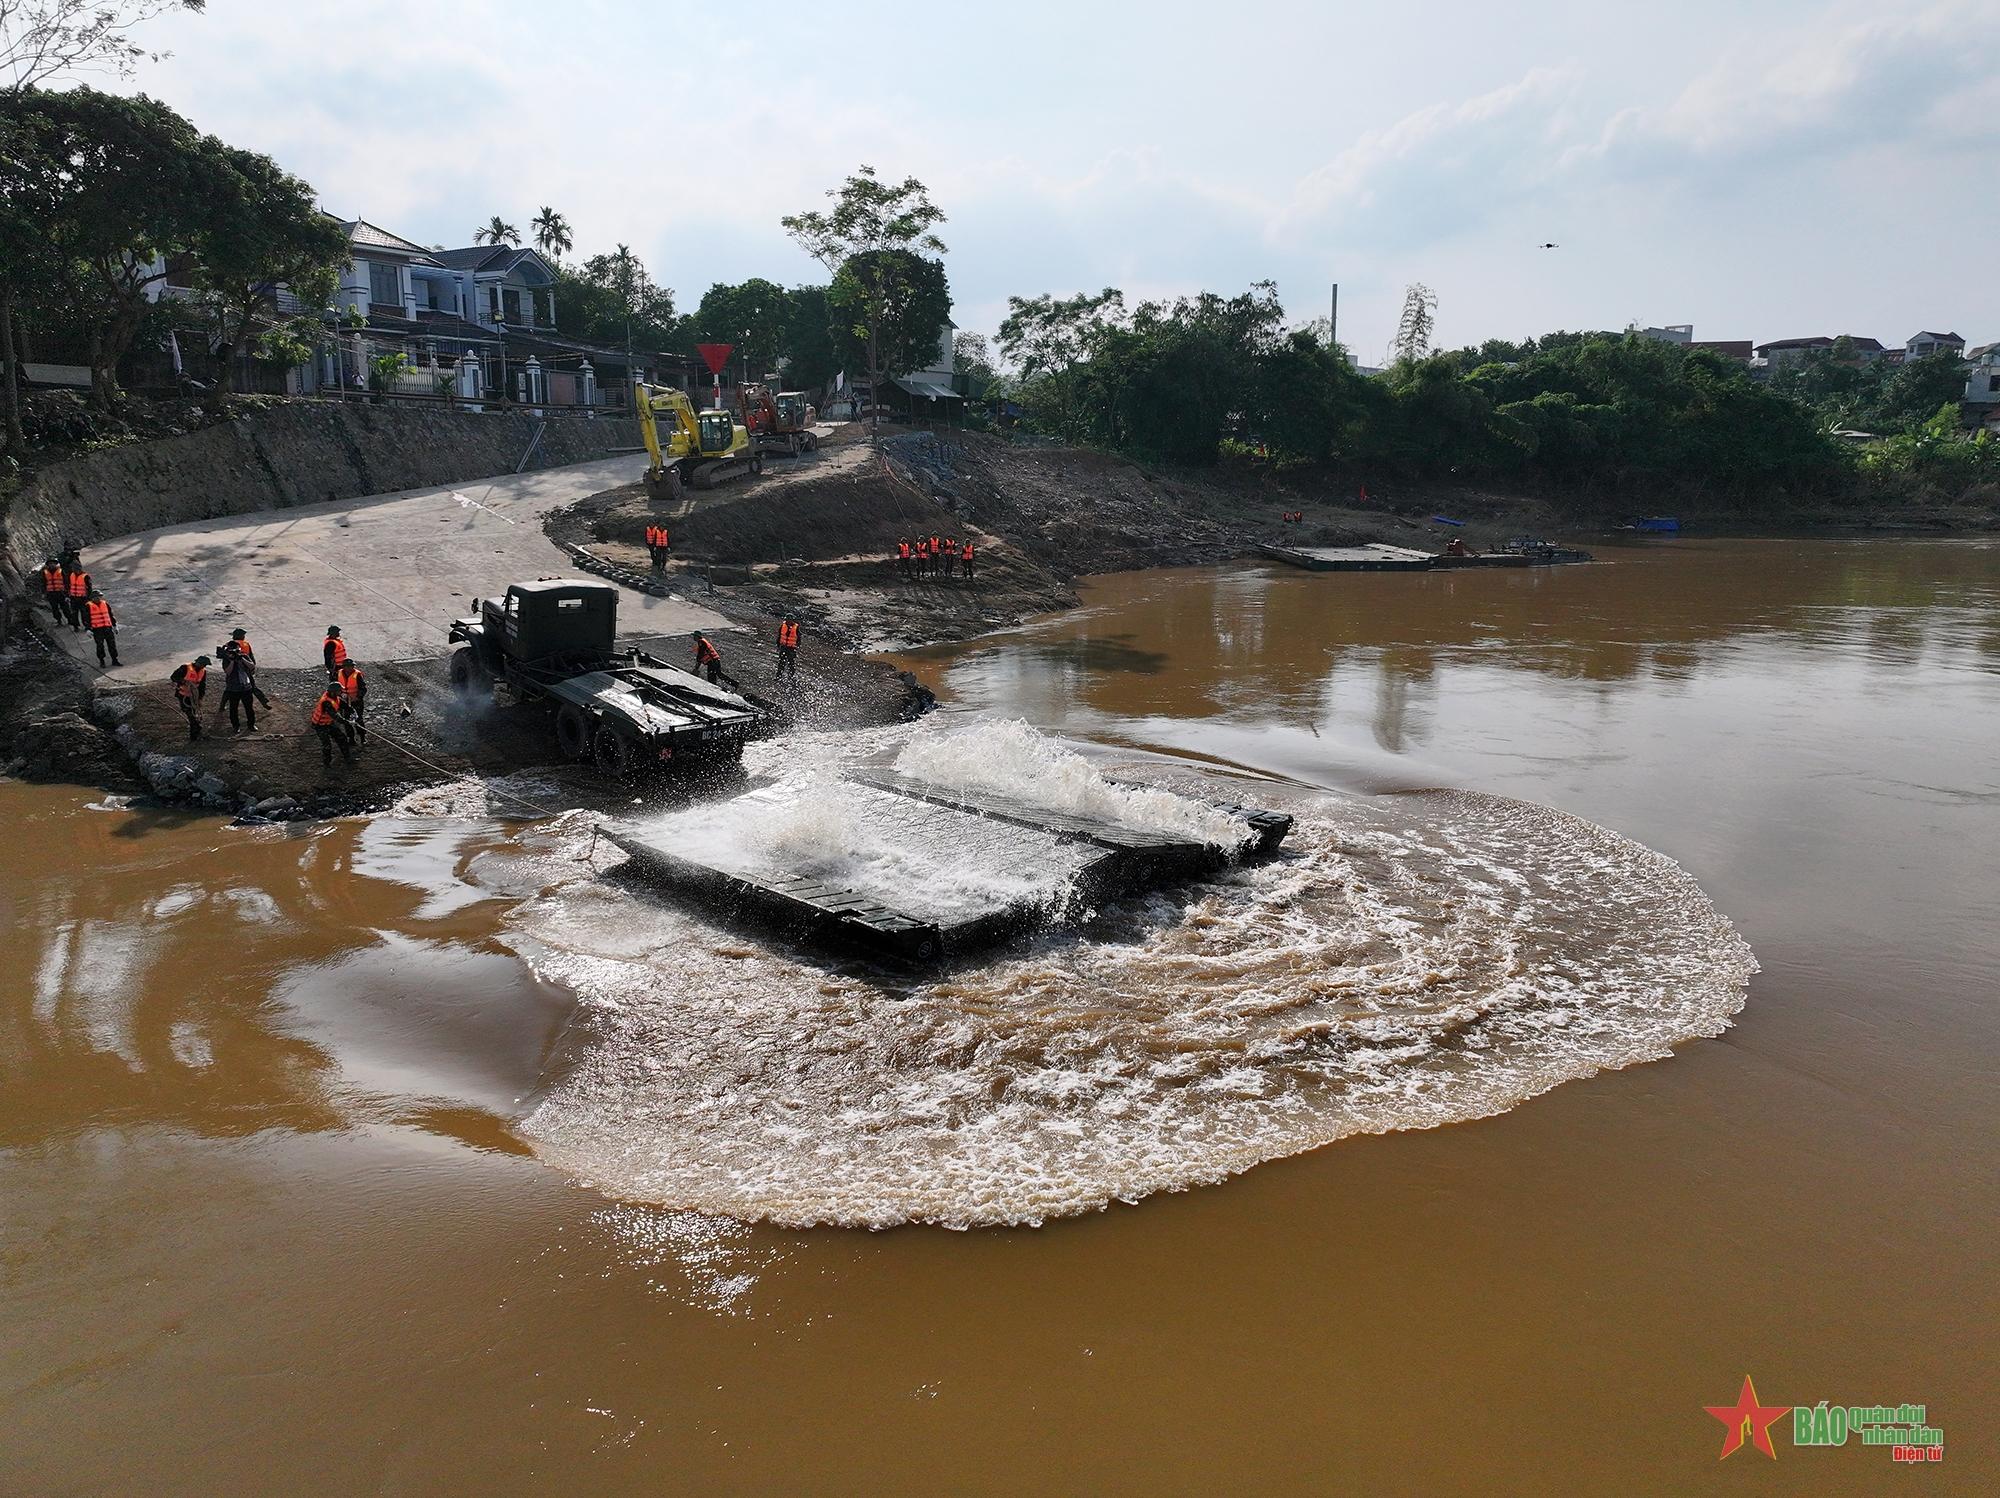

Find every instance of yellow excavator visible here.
[633,381,761,502]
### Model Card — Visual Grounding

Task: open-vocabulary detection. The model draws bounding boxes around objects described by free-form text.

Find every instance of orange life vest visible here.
[961,542,974,559]
[86,599,113,630]
[41,565,63,593]
[310,692,341,726]
[898,541,911,559]
[233,636,253,660]
[68,571,89,598]
[337,664,364,696]
[174,662,204,697]
[777,621,800,648]
[694,637,720,666]
[324,634,348,666]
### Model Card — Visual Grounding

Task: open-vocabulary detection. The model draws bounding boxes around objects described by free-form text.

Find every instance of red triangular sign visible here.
[696,342,735,376]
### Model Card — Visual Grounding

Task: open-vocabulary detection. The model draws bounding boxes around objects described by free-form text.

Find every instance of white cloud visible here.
[98,0,2000,359]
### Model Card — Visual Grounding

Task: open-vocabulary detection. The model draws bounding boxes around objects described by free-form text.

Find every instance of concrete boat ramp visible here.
[51,455,730,686]
[607,769,1292,965]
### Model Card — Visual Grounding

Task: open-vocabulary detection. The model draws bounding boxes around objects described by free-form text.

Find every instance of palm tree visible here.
[474,216,520,247]
[531,207,572,261]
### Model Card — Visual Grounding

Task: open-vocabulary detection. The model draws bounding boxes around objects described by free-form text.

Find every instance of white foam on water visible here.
[627,725,1179,924]
[485,734,1757,1230]
[894,717,1254,850]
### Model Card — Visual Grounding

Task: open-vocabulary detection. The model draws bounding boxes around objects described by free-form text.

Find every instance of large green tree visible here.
[783,165,946,434]
[553,244,676,352]
[780,282,840,395]
[188,144,347,391]
[829,249,951,397]
[687,277,789,381]
[10,87,230,406]
[999,288,1124,444]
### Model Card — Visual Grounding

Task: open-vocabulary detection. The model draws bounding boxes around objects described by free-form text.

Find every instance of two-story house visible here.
[1962,342,2000,405]
[1752,335,1887,372]
[330,221,579,401]
[1905,330,1965,362]
[317,218,714,408]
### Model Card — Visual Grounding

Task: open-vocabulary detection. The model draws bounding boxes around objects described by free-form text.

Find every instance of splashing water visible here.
[894,717,1254,850]
[477,731,1756,1230]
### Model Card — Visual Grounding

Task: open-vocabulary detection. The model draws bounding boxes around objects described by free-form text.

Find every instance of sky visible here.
[103,0,2000,361]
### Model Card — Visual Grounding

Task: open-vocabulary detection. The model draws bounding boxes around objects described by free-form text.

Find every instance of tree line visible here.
[997,285,1997,503]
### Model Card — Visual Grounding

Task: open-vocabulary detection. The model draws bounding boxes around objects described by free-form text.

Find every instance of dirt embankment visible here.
[546,428,1078,649]
[546,422,1578,650]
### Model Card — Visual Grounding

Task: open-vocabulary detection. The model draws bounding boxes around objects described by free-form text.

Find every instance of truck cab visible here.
[453,579,617,675]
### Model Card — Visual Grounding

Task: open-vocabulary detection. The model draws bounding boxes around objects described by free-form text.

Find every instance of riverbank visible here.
[9,413,1994,816]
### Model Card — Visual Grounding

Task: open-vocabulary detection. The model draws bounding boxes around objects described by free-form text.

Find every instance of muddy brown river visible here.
[3,535,1994,1493]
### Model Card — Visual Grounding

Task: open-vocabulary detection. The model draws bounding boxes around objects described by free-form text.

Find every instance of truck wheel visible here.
[593,727,638,777]
[555,705,591,760]
[449,647,485,693]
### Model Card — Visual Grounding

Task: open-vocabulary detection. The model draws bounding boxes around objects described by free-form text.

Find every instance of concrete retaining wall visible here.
[2,402,638,589]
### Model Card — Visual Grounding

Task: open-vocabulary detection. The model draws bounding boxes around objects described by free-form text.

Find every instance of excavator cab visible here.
[697,408,737,456]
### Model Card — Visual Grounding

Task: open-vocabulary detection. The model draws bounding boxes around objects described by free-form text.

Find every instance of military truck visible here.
[448,579,761,772]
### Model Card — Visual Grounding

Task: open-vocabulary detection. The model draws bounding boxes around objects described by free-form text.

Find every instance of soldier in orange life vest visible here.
[335,661,368,745]
[170,654,210,739]
[216,628,271,709]
[309,681,354,769]
[692,630,724,684]
[960,539,975,579]
[322,625,348,679]
[929,534,942,575]
[40,558,66,622]
[65,566,91,632]
[82,590,119,667]
[775,615,801,681]
[897,538,912,580]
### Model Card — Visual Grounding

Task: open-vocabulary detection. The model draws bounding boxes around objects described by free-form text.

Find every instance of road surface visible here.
[49,456,733,686]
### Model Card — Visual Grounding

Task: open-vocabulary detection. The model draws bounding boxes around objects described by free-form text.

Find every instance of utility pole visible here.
[1330,283,1338,352]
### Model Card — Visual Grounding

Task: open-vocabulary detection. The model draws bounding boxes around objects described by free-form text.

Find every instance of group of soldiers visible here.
[691,612,804,688]
[644,523,672,572]
[43,540,370,773]
[37,545,120,667]
[894,533,976,581]
[161,622,368,770]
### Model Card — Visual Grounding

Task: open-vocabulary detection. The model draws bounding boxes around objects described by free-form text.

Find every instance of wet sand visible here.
[2,535,1994,1493]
